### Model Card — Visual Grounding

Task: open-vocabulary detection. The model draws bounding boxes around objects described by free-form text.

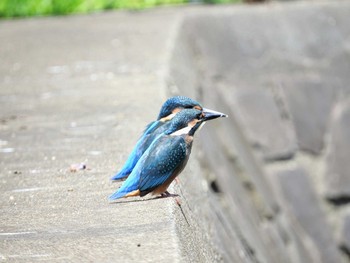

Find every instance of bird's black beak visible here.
[188,108,227,136]
[202,108,228,121]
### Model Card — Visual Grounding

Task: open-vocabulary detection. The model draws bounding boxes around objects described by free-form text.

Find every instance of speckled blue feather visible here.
[108,135,187,200]
[109,109,202,200]
[110,121,164,180]
[110,96,202,181]
[138,136,187,195]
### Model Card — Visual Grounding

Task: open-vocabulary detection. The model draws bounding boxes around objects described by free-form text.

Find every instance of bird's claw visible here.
[159,191,178,198]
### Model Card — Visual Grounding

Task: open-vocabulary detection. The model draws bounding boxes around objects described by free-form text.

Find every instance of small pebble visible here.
[70,163,87,172]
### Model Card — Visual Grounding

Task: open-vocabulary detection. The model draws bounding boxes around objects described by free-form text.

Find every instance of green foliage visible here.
[0,0,239,18]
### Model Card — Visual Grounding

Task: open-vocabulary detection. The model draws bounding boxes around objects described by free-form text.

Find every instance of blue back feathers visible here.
[111,99,202,181]
[109,108,203,200]
[138,135,187,196]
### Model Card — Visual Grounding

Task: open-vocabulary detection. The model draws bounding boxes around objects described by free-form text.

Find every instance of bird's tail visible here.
[110,138,145,181]
[110,170,130,181]
[108,190,125,201]
[109,173,140,201]
[110,154,139,181]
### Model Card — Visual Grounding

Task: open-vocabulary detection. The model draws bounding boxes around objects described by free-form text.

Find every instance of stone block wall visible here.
[167,2,350,262]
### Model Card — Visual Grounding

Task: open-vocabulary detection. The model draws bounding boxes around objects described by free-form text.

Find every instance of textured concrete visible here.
[341,212,350,255]
[2,1,350,263]
[282,79,337,155]
[168,1,350,263]
[272,167,342,263]
[0,10,186,262]
[325,98,350,199]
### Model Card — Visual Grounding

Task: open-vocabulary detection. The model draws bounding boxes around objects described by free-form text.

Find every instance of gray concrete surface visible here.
[0,9,187,262]
[2,1,350,263]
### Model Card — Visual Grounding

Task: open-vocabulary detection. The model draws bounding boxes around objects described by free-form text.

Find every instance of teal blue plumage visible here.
[109,107,227,200]
[110,96,202,181]
[109,109,201,200]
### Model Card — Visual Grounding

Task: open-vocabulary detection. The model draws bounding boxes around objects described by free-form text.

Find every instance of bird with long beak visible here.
[109,108,227,200]
[110,96,218,181]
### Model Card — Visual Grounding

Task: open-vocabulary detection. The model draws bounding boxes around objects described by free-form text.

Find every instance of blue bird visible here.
[110,96,203,181]
[109,108,227,200]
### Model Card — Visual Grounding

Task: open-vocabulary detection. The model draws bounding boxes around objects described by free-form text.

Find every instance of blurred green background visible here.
[0,0,240,18]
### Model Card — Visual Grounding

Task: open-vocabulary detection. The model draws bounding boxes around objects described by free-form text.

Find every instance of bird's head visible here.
[157,96,203,122]
[166,108,227,137]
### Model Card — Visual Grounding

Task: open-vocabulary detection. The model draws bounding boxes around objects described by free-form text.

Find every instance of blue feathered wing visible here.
[109,135,187,200]
[110,120,165,181]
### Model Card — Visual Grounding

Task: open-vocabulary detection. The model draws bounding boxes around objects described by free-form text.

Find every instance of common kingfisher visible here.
[109,108,227,200]
[110,96,203,181]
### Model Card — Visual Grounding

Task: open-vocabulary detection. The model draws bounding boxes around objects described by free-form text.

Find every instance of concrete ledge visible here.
[0,10,185,262]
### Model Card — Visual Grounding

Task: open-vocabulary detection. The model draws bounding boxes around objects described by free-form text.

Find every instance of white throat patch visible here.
[160,113,176,122]
[170,126,192,136]
[170,122,206,136]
